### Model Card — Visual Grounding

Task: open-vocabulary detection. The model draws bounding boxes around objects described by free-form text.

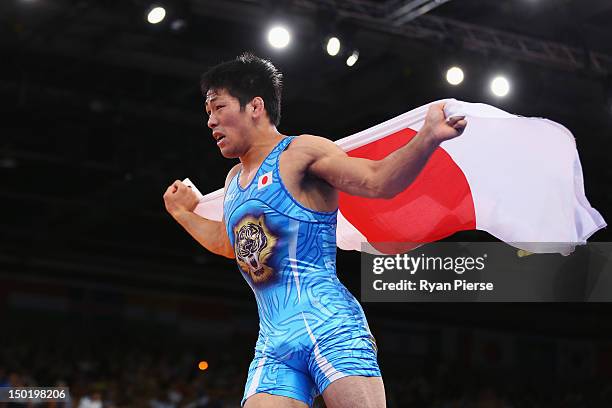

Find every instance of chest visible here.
[229,141,337,216]
[236,149,307,190]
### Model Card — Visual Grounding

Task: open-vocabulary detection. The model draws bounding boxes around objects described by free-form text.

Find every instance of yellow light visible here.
[198,361,209,371]
[267,26,291,49]
[491,76,510,97]
[446,66,464,85]
[326,37,341,56]
[147,7,166,24]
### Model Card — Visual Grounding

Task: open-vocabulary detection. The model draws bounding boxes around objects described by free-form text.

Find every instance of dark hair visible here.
[200,52,283,126]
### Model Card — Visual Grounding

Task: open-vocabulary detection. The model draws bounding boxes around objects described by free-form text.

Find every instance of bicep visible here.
[306,140,380,197]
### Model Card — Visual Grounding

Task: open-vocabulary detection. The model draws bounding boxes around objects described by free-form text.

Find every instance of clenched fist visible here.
[420,103,467,146]
[163,180,199,218]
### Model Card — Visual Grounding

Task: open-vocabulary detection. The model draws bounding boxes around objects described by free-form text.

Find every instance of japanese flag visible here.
[190,99,606,255]
[258,171,273,190]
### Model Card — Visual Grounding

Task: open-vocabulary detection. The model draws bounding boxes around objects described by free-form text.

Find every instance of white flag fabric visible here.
[190,99,606,255]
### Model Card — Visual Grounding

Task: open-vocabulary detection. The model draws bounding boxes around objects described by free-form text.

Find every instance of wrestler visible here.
[163,53,466,408]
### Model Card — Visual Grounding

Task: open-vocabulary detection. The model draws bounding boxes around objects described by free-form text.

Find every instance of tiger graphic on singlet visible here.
[223,136,380,407]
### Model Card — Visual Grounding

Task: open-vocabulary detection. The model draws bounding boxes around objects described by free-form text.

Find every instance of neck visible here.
[239,126,284,172]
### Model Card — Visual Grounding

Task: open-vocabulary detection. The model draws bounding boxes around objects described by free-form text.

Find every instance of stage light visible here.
[326,37,341,56]
[446,66,464,86]
[346,50,359,67]
[491,76,510,97]
[147,6,166,24]
[170,19,187,32]
[267,26,291,49]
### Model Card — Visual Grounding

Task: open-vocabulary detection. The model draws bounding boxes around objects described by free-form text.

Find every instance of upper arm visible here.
[297,135,382,198]
[220,164,240,258]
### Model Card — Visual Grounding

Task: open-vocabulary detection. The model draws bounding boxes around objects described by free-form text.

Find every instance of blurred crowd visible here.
[1,320,246,408]
[1,318,610,408]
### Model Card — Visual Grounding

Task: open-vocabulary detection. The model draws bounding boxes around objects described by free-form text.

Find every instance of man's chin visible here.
[219,148,239,159]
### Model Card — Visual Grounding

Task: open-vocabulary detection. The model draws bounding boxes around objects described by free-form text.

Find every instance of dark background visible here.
[1,0,612,407]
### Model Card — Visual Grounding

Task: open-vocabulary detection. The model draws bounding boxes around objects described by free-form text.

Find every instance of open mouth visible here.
[213,132,226,145]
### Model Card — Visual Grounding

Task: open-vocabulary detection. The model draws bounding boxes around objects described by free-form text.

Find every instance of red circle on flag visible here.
[339,127,476,251]
[262,175,269,184]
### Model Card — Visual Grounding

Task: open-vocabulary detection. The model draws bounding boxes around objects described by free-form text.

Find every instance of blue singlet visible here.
[223,136,380,407]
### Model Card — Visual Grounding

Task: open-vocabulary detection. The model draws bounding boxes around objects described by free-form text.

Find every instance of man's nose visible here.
[207,113,218,129]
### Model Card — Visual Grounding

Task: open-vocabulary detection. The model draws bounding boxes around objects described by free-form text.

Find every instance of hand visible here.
[420,103,467,146]
[163,180,199,218]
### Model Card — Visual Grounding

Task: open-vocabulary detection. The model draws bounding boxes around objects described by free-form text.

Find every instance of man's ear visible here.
[249,97,265,118]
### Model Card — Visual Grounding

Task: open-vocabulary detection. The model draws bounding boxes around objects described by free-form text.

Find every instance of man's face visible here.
[205,88,251,158]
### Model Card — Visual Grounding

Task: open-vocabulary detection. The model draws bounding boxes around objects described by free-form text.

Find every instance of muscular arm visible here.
[306,104,466,199]
[163,166,239,259]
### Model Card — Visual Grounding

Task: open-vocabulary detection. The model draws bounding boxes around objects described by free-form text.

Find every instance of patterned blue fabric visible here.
[223,137,380,407]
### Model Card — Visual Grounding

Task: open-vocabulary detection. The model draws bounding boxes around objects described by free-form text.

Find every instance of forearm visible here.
[172,210,235,259]
[372,130,438,198]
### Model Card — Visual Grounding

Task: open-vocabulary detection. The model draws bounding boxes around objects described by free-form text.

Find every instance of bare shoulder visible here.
[224,163,241,189]
[287,134,345,159]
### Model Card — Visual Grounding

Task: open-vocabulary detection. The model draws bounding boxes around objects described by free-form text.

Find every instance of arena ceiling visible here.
[1,0,611,317]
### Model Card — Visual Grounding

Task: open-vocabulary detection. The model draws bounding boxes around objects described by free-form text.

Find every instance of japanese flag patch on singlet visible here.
[258,171,273,190]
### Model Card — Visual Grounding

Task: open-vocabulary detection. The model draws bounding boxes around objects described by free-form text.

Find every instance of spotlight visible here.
[326,37,341,56]
[446,66,464,86]
[170,19,187,32]
[147,6,166,24]
[346,50,359,67]
[267,25,291,49]
[490,76,510,97]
